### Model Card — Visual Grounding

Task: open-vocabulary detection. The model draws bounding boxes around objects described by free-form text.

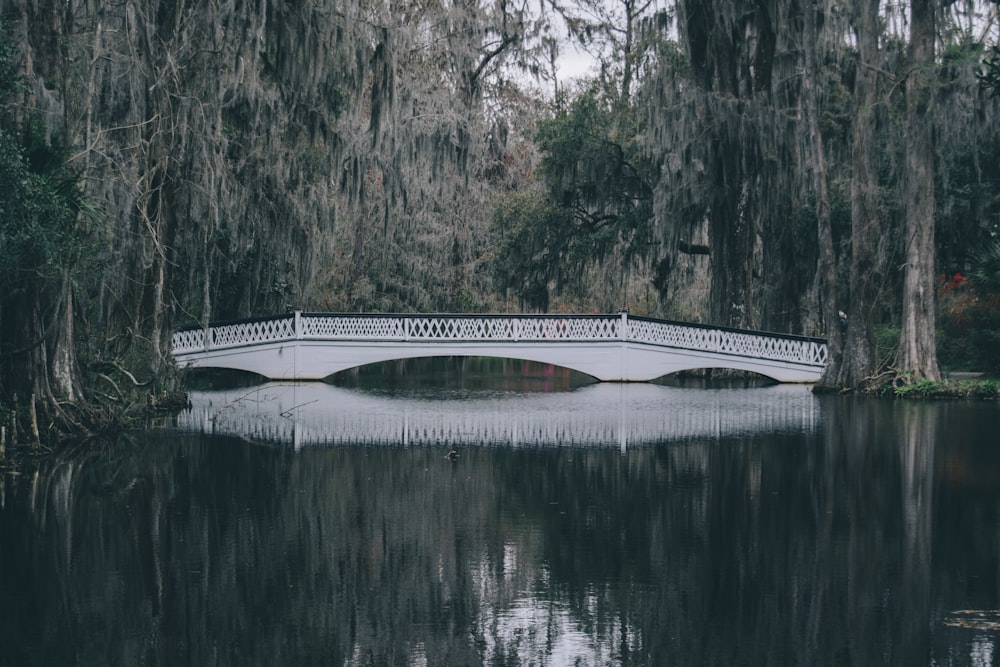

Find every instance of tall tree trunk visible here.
[898,0,941,380]
[709,174,756,328]
[835,0,883,388]
[50,277,84,403]
[802,0,842,388]
[681,0,759,329]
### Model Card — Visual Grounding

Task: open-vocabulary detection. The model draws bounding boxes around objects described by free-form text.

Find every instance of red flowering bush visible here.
[938,251,1000,374]
[939,273,972,330]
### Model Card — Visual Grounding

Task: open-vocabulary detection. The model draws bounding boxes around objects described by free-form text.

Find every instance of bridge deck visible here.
[171,312,828,383]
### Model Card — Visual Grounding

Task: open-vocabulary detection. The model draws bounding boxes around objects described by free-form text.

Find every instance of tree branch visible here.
[470,33,519,88]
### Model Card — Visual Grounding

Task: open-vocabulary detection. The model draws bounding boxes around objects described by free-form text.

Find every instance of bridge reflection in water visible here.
[176,382,821,450]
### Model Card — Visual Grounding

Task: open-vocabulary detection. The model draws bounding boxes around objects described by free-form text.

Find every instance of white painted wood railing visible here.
[172,312,828,368]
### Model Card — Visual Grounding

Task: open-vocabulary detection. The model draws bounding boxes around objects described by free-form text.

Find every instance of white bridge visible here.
[171,312,828,383]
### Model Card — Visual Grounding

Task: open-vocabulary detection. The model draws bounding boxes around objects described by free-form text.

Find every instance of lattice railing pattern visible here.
[717,331,828,365]
[506,317,620,340]
[171,328,206,353]
[211,318,296,348]
[300,315,621,341]
[626,318,827,366]
[628,319,718,350]
[301,316,406,339]
[173,312,827,367]
[172,317,297,352]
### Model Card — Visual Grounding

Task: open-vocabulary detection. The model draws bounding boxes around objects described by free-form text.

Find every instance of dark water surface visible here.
[2,367,1000,665]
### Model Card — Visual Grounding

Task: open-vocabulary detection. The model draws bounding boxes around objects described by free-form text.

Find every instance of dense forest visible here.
[1,0,999,439]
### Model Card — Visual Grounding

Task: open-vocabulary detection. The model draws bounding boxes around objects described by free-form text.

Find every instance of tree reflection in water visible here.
[0,388,998,666]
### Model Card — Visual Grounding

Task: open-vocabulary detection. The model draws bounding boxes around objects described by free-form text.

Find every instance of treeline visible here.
[1,1,999,439]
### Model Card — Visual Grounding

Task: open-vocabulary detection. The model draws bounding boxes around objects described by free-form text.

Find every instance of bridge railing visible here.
[172,313,625,353]
[170,314,298,354]
[172,312,828,367]
[299,313,622,341]
[627,316,828,367]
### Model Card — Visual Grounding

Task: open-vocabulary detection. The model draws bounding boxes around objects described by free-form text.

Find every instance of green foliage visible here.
[937,273,977,369]
[818,59,855,152]
[491,190,572,310]
[490,85,655,310]
[874,324,900,367]
[0,21,101,424]
[0,23,85,288]
[970,379,1000,398]
[0,22,24,100]
[887,373,1000,399]
[890,375,944,398]
[937,133,1000,273]
[866,360,1000,399]
[0,122,85,286]
[937,247,1000,374]
[972,241,1000,293]
[536,87,653,231]
[977,44,1000,97]
[447,289,484,314]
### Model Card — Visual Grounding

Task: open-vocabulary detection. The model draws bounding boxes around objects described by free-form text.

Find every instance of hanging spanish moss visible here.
[9,0,540,362]
[639,0,820,331]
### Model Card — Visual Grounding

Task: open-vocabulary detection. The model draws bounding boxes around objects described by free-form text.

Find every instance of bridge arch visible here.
[172,312,827,384]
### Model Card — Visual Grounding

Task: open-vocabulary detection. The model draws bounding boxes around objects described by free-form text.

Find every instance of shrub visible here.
[937,263,1000,374]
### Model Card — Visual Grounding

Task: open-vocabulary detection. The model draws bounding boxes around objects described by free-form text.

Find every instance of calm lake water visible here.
[2,361,999,666]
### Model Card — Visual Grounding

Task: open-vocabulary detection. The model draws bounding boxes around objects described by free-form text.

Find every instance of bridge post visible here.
[293,310,302,380]
[618,310,629,381]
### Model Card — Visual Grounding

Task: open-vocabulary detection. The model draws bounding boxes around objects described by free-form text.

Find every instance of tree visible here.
[0,23,90,435]
[491,190,572,311]
[823,0,887,389]
[549,0,662,106]
[977,44,1000,95]
[898,0,941,380]
[490,85,655,311]
[802,0,842,377]
[14,0,554,328]
[644,0,824,331]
